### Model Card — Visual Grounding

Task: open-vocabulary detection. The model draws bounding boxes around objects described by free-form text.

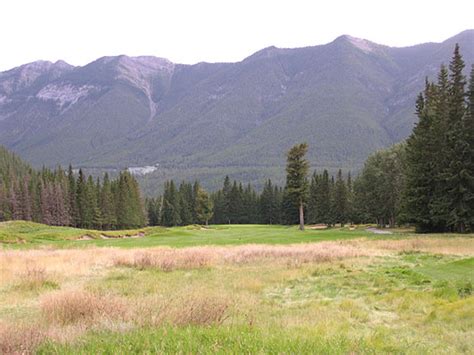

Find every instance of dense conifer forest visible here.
[0,148,146,229]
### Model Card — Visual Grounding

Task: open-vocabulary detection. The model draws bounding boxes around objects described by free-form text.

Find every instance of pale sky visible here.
[1,0,473,71]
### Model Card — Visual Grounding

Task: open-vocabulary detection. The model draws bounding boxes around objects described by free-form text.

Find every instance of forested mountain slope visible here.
[0,31,472,191]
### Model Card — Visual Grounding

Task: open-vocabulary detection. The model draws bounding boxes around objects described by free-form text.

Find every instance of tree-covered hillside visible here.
[0,31,472,191]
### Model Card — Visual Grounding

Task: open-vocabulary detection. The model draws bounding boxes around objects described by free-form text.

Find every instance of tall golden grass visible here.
[1,237,473,353]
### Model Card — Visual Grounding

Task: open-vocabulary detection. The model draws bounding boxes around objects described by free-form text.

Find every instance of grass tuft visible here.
[40,290,127,325]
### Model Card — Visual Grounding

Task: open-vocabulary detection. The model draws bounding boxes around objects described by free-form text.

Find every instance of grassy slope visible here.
[0,221,148,246]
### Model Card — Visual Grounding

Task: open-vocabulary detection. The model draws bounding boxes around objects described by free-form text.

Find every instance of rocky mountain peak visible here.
[0,60,73,95]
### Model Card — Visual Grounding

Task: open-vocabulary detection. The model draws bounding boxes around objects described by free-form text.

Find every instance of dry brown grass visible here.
[111,242,370,271]
[355,237,474,256]
[133,294,231,327]
[0,322,44,355]
[170,295,230,326]
[41,290,127,325]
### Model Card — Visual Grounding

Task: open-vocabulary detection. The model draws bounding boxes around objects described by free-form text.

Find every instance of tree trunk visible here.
[205,219,209,227]
[299,201,305,231]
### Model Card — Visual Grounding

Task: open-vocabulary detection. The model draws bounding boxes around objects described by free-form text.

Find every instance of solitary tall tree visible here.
[285,143,309,230]
[195,186,213,226]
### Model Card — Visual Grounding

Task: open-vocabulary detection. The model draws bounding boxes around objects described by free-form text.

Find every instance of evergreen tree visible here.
[195,186,213,225]
[317,170,331,224]
[210,190,225,224]
[443,45,471,232]
[100,173,116,229]
[284,143,309,230]
[178,182,194,226]
[346,172,354,224]
[222,176,232,224]
[333,170,348,226]
[466,66,474,230]
[76,169,88,228]
[260,179,277,224]
[228,181,242,223]
[160,180,181,226]
[116,171,146,228]
[67,165,78,227]
[307,172,319,224]
[405,82,439,232]
[20,179,33,221]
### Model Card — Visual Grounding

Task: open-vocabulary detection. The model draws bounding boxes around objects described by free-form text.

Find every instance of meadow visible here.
[0,221,473,354]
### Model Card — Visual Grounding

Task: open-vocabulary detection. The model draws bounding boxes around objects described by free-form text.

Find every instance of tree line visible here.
[0,156,146,229]
[146,168,355,228]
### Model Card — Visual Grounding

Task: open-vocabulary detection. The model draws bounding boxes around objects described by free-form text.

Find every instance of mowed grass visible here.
[0,222,473,354]
[1,221,385,249]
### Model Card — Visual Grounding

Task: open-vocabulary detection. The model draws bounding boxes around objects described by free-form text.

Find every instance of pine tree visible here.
[285,143,309,230]
[260,179,276,224]
[179,182,194,226]
[9,183,22,220]
[466,66,474,230]
[40,182,53,225]
[76,169,88,228]
[222,176,232,224]
[443,45,471,232]
[146,197,161,226]
[195,186,213,225]
[405,82,439,232]
[20,178,32,221]
[317,170,331,224]
[99,173,116,229]
[346,172,353,224]
[228,181,242,224]
[307,172,319,224]
[210,190,225,224]
[160,180,181,226]
[116,171,146,228]
[333,170,348,226]
[67,165,78,227]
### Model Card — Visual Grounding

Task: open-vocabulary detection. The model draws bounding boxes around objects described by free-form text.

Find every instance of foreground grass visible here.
[0,230,473,354]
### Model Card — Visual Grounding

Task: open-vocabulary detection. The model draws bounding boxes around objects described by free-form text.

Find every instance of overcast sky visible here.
[1,0,473,71]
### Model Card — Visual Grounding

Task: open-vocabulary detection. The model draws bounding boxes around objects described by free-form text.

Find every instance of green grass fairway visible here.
[0,221,391,249]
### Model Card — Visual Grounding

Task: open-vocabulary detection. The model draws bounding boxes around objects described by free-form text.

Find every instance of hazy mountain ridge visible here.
[0,31,473,191]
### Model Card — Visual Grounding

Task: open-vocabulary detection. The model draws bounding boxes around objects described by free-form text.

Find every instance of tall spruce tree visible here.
[333,170,348,226]
[466,66,474,230]
[260,179,277,224]
[160,180,181,226]
[405,83,439,232]
[307,172,319,224]
[444,45,470,232]
[285,143,309,230]
[318,170,331,224]
[195,186,213,225]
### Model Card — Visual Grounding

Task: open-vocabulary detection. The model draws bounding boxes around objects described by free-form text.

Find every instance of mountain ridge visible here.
[0,31,473,192]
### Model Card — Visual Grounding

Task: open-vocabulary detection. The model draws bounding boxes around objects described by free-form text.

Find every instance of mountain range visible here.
[1,30,473,192]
